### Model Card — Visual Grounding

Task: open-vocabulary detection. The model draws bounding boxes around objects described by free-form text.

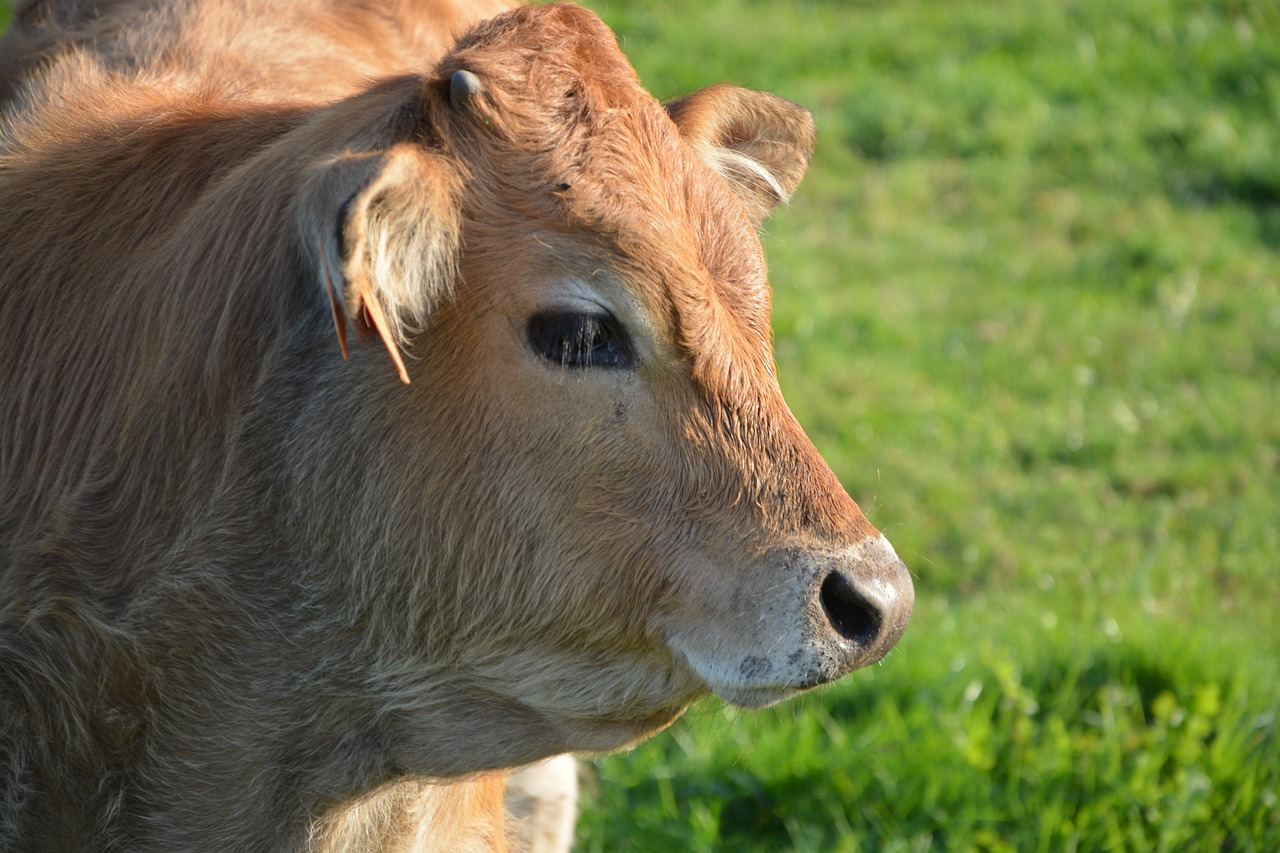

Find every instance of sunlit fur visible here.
[0,2,912,851]
[0,0,520,105]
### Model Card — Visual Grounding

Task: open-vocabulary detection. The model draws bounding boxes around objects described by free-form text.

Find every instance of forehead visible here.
[441,7,774,357]
[552,102,775,361]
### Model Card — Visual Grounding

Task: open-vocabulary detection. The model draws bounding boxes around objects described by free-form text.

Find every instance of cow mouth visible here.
[667,647,831,711]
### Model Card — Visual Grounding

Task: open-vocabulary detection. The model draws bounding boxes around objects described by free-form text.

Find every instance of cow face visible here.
[295,4,912,766]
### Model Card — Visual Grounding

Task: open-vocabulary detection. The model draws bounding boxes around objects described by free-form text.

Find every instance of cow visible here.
[0,1,915,851]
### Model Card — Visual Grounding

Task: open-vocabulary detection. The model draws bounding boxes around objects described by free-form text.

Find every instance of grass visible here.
[3,0,1276,849]
[575,0,1280,850]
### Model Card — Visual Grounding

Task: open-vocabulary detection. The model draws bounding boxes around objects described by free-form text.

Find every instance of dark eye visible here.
[526,311,634,369]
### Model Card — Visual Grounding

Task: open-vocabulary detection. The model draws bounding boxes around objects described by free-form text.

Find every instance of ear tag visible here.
[319,240,349,360]
[318,238,410,384]
[356,284,410,385]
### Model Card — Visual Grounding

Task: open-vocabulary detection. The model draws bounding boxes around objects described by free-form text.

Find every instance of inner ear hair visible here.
[301,144,462,384]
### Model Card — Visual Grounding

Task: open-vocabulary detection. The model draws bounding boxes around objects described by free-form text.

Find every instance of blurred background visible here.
[2,0,1274,849]
[576,1,1279,850]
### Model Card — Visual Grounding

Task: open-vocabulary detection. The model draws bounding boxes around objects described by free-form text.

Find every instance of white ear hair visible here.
[694,144,790,209]
[665,84,816,225]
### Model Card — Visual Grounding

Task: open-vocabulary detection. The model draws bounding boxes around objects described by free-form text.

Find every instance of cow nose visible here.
[814,542,913,675]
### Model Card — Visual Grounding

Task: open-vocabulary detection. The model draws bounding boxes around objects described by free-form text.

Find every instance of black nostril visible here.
[820,571,881,645]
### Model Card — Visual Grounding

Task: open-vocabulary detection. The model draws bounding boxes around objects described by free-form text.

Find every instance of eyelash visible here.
[526,311,635,369]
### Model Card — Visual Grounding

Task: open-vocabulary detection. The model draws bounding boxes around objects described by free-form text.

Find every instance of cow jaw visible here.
[430,262,917,727]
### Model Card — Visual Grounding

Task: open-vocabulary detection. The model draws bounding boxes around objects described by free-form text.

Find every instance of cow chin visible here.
[708,685,805,711]
[383,671,695,775]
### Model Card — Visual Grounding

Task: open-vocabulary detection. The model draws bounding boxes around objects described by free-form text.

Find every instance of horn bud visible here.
[449,69,482,110]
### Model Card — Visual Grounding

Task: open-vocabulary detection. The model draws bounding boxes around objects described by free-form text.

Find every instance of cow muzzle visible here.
[667,534,914,709]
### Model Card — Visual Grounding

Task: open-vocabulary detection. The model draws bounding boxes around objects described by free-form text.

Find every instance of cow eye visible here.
[527,311,634,369]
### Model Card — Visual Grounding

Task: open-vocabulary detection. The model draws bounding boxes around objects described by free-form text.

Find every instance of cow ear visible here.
[665,84,816,225]
[301,144,461,384]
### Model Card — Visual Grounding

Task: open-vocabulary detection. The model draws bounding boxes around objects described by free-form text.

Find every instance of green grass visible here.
[3,0,1276,848]
[576,0,1280,850]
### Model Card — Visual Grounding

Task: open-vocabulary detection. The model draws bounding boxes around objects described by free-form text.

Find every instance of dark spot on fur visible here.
[739,655,770,680]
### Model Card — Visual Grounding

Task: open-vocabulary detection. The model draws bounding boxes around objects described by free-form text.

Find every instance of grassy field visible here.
[2,0,1275,849]
[575,1,1280,850]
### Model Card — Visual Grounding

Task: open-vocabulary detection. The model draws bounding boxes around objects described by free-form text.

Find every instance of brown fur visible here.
[0,2,914,850]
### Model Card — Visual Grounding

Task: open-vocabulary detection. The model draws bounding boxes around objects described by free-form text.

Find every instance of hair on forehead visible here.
[441,3,643,113]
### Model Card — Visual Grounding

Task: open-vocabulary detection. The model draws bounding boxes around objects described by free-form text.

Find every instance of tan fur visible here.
[502,757,577,853]
[0,2,914,851]
[312,776,508,853]
[0,0,519,105]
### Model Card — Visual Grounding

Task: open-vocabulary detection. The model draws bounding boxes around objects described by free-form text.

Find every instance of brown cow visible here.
[0,1,914,851]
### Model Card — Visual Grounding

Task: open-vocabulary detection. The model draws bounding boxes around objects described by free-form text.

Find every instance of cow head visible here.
[290,3,912,772]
